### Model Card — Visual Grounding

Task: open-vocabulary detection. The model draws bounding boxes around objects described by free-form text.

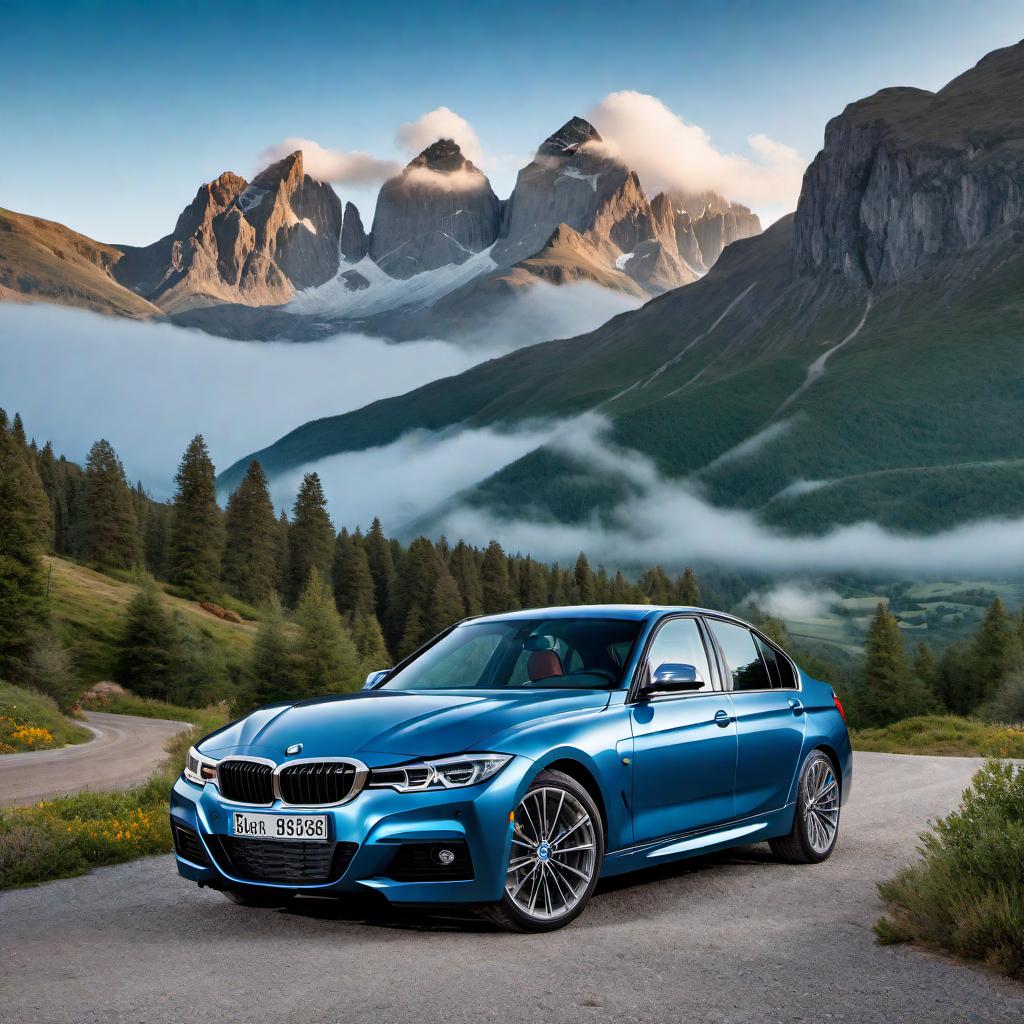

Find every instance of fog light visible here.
[435,847,456,866]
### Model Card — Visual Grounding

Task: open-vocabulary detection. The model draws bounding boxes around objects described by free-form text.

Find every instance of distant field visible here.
[852,715,1024,758]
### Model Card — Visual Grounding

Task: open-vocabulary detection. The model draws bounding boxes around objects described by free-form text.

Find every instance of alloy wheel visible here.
[802,756,839,855]
[506,786,597,922]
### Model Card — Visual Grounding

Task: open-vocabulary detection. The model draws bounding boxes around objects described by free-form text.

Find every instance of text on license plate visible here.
[232,812,328,841]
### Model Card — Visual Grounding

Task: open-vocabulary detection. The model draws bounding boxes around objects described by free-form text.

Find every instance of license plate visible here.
[231,812,328,841]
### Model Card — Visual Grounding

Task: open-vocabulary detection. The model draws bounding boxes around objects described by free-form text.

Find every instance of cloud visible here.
[586,91,805,213]
[0,305,485,498]
[427,417,1024,576]
[396,106,483,163]
[744,583,842,620]
[272,420,569,531]
[259,138,400,185]
[400,166,490,192]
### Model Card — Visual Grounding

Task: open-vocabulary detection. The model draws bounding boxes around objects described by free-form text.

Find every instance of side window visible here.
[645,617,713,693]
[708,620,771,691]
[755,636,796,689]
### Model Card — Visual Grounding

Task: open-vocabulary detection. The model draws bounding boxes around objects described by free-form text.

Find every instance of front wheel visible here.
[769,750,841,863]
[482,769,604,933]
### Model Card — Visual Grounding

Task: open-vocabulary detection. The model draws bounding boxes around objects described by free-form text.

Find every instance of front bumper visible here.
[170,755,532,904]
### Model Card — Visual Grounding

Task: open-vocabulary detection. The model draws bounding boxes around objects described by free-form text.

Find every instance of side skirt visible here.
[600,804,796,879]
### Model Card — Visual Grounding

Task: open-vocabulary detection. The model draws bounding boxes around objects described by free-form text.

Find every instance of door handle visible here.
[713,709,733,727]
[788,698,804,715]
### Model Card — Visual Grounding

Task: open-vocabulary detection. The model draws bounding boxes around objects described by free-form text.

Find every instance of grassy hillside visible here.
[0,681,91,753]
[852,715,1024,757]
[0,208,159,318]
[46,556,256,691]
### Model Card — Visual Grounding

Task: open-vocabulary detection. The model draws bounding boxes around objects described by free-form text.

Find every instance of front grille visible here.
[171,819,210,866]
[384,841,474,881]
[279,762,357,805]
[212,838,357,885]
[217,760,274,804]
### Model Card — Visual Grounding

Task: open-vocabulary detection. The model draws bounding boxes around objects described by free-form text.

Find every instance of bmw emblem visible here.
[285,743,303,756]
[537,841,551,862]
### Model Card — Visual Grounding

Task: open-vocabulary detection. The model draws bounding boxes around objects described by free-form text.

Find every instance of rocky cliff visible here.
[794,41,1024,287]
[114,151,342,311]
[368,140,501,278]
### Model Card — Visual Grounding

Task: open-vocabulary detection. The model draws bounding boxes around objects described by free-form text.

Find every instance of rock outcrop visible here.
[114,151,342,311]
[368,140,501,278]
[794,41,1024,287]
[340,202,368,261]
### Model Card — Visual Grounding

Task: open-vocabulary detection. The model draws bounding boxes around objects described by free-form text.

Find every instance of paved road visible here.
[0,711,188,807]
[2,752,1022,1023]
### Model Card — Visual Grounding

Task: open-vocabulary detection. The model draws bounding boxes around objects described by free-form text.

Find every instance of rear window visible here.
[707,620,772,691]
[755,636,796,689]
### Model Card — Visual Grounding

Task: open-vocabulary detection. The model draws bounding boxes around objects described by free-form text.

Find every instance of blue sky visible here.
[4,0,1024,244]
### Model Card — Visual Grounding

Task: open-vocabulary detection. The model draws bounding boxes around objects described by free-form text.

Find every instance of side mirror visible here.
[363,669,390,690]
[646,662,705,695]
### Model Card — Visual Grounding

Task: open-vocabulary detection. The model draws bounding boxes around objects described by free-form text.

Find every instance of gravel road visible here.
[0,711,188,807]
[2,751,1021,1023]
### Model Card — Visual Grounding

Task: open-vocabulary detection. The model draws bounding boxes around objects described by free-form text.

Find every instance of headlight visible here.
[369,753,511,792]
[183,746,218,786]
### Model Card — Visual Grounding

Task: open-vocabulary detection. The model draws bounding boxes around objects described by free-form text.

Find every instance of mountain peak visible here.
[405,138,476,175]
[538,116,602,157]
[252,150,304,188]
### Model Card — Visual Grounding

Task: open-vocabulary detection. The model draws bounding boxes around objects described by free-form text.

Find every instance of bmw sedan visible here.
[171,605,852,932]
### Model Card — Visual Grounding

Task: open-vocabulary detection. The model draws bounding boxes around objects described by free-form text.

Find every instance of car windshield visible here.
[380,617,643,691]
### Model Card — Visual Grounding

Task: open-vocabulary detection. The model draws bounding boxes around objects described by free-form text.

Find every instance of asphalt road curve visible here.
[2,752,1022,1023]
[0,710,188,807]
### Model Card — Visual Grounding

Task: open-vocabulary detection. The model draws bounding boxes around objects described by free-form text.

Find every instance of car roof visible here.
[467,604,753,627]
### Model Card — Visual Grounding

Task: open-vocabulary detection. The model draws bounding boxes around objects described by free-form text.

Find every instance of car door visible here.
[629,615,738,844]
[704,618,806,819]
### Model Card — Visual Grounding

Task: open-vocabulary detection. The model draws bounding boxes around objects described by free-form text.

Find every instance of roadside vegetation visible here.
[0,702,225,889]
[0,681,91,753]
[852,715,1024,758]
[875,759,1024,981]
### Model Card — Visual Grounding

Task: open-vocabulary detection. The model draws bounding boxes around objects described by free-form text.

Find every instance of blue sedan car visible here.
[171,606,852,932]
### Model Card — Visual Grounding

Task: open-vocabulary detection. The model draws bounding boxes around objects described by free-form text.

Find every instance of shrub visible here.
[875,759,1024,979]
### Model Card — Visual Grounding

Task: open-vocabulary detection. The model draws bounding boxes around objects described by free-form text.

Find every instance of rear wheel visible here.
[769,750,841,863]
[483,769,604,933]
[220,888,295,908]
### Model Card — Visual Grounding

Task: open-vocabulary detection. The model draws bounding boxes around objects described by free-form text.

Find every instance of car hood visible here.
[200,688,612,763]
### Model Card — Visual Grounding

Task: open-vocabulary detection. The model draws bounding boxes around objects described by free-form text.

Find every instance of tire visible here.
[482,769,604,933]
[220,888,295,908]
[769,749,841,864]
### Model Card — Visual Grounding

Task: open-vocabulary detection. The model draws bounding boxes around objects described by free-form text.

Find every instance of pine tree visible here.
[274,509,290,594]
[10,413,26,447]
[116,578,179,699]
[332,528,375,619]
[293,568,361,695]
[144,500,172,579]
[449,540,483,615]
[523,559,549,609]
[287,473,335,605]
[857,602,936,725]
[609,570,629,603]
[0,422,51,676]
[595,565,609,603]
[429,567,467,636]
[247,596,295,707]
[676,567,701,605]
[397,605,427,660]
[638,565,673,604]
[79,439,141,569]
[352,613,391,677]
[169,435,223,599]
[364,518,395,622]
[386,537,441,647]
[574,552,597,604]
[480,540,511,613]
[222,460,279,605]
[966,598,1019,710]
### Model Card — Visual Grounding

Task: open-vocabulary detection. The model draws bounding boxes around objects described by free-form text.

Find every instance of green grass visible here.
[875,759,1024,980]
[852,715,1024,758]
[0,701,227,889]
[45,556,256,691]
[0,681,91,753]
[81,691,225,729]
